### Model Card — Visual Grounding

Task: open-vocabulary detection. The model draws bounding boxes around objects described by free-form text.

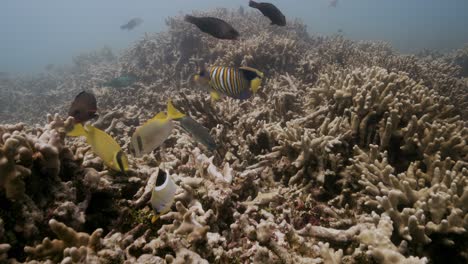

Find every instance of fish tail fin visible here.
[148,111,167,123]
[239,67,264,93]
[248,0,258,8]
[167,100,186,120]
[67,123,88,137]
[184,15,196,24]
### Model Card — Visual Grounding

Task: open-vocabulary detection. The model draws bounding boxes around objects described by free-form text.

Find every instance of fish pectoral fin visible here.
[210,91,221,101]
[67,123,87,137]
[250,78,262,93]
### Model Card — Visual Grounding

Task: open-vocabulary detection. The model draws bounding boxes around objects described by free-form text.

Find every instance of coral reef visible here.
[0,7,467,264]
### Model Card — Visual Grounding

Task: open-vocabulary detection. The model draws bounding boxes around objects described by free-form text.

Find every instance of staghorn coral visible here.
[0,7,467,264]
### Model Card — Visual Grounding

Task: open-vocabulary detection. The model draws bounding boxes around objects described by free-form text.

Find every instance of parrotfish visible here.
[194,66,264,101]
[67,124,129,173]
[184,15,240,40]
[168,103,217,151]
[68,91,98,123]
[150,169,177,223]
[129,100,185,157]
[249,0,286,26]
[102,75,137,88]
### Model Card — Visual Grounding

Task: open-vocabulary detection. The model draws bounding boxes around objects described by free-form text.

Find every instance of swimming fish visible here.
[67,124,129,173]
[129,100,185,157]
[68,91,98,123]
[329,0,338,8]
[248,0,286,26]
[120,18,143,30]
[184,15,240,40]
[102,75,137,88]
[168,103,217,151]
[194,66,264,101]
[150,169,177,223]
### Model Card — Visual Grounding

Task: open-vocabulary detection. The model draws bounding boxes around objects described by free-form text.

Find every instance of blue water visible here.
[1,0,467,73]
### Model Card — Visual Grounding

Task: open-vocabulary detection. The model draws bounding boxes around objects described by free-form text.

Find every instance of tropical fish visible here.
[150,169,177,223]
[168,103,217,151]
[129,100,185,157]
[120,18,143,30]
[248,0,286,26]
[184,15,239,40]
[67,124,129,173]
[68,91,98,123]
[102,75,137,88]
[194,66,264,101]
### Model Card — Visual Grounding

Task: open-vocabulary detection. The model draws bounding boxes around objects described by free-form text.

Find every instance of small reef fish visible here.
[169,103,217,151]
[194,66,264,101]
[102,75,137,88]
[120,18,143,30]
[329,0,338,8]
[68,91,98,123]
[184,15,240,40]
[150,169,177,223]
[67,124,129,173]
[129,100,185,157]
[248,0,286,26]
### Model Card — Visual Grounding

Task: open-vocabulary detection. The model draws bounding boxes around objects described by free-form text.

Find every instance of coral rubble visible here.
[0,7,467,264]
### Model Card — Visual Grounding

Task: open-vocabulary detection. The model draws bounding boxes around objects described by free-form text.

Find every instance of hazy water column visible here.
[1,0,467,73]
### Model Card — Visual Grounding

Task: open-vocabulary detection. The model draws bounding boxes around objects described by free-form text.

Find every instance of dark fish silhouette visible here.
[184,15,239,40]
[178,116,217,151]
[329,0,338,8]
[248,0,286,26]
[102,75,137,88]
[120,18,143,30]
[68,91,98,123]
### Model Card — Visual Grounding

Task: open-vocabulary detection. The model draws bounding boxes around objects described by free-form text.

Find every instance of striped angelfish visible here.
[194,66,264,100]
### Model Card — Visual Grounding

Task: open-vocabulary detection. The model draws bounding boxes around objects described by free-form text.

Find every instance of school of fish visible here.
[67,1,286,222]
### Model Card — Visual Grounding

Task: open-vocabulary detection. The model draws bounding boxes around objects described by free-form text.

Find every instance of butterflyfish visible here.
[68,91,98,123]
[194,66,264,101]
[129,100,185,157]
[184,15,240,40]
[150,169,177,223]
[67,123,129,173]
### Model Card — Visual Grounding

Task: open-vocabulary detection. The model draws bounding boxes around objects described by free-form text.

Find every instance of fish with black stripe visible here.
[194,66,264,101]
[129,100,185,157]
[67,123,129,173]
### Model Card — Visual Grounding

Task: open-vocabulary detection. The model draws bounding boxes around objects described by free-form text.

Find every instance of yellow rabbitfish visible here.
[67,124,129,173]
[194,66,264,101]
[129,100,185,157]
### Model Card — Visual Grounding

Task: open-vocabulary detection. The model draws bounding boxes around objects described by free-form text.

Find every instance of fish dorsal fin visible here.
[67,123,88,137]
[167,100,186,120]
[239,66,264,81]
[147,112,168,124]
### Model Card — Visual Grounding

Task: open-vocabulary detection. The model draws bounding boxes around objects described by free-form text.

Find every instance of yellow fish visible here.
[194,66,264,101]
[67,124,129,173]
[129,100,185,157]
